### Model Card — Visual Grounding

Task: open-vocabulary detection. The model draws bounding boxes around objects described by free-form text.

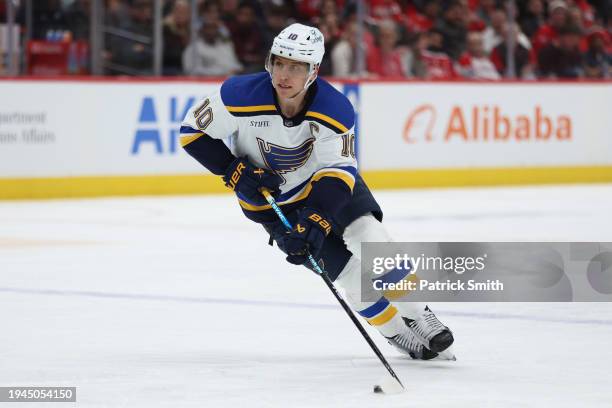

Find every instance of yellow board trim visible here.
[367,305,398,326]
[226,105,277,113]
[0,174,227,200]
[362,166,612,189]
[1,166,612,200]
[179,133,205,147]
[305,111,350,133]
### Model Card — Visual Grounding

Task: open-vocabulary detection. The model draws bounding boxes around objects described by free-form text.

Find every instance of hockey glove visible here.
[223,157,282,205]
[284,207,332,265]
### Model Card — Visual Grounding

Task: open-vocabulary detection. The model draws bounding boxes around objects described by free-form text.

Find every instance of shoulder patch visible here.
[220,73,277,117]
[306,78,355,134]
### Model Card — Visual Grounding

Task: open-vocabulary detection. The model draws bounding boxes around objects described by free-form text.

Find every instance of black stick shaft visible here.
[260,189,403,388]
[320,272,404,388]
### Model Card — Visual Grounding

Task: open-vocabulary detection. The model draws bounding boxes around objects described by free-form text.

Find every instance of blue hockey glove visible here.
[223,157,282,205]
[285,207,332,265]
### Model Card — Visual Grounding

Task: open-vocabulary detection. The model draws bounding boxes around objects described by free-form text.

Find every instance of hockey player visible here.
[180,23,454,360]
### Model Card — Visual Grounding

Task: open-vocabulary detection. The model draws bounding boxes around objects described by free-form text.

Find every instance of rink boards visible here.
[0,79,610,199]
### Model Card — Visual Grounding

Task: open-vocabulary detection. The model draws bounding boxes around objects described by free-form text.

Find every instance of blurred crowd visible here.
[3,0,611,79]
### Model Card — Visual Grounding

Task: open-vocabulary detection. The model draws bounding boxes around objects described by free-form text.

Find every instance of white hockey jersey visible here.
[180,72,357,215]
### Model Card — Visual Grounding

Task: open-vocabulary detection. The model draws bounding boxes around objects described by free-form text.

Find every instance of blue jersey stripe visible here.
[180,125,202,135]
[358,297,390,318]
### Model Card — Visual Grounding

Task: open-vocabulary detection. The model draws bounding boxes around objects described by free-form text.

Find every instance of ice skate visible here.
[398,305,455,355]
[369,311,439,360]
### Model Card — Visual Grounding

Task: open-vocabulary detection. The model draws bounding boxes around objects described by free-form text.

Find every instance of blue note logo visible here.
[131,96,199,155]
[256,137,314,176]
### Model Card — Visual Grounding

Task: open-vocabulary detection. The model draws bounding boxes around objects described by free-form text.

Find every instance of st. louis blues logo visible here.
[256,137,315,181]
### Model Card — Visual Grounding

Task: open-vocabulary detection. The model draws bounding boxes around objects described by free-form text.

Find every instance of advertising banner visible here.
[360,83,612,170]
[0,81,220,177]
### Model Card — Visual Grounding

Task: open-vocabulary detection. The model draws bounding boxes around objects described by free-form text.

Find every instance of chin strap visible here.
[286,87,308,101]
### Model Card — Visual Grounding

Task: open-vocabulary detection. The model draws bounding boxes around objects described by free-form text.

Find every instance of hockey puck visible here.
[373,385,383,394]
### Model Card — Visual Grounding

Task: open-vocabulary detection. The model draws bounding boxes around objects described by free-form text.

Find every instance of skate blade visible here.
[437,346,457,361]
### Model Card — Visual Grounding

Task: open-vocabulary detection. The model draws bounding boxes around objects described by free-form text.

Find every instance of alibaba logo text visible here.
[403,105,573,143]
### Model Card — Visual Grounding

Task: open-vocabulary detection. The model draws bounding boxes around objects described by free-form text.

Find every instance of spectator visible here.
[571,0,596,28]
[583,28,611,78]
[435,0,468,60]
[484,8,532,54]
[105,0,131,28]
[567,4,592,51]
[416,29,458,79]
[331,21,361,76]
[199,0,230,37]
[106,0,154,75]
[65,0,91,40]
[532,0,569,53]
[227,1,266,73]
[483,8,506,53]
[538,24,584,78]
[259,0,300,22]
[490,23,536,78]
[308,0,340,26]
[331,21,376,77]
[295,0,325,22]
[220,0,240,24]
[519,0,545,39]
[317,11,342,76]
[183,19,242,76]
[403,0,440,34]
[367,0,403,24]
[163,0,190,75]
[263,4,291,52]
[474,0,498,26]
[458,31,501,80]
[367,20,408,77]
[33,0,68,39]
[567,4,586,30]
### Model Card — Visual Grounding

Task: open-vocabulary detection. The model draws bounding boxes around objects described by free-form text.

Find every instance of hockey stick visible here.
[260,188,404,393]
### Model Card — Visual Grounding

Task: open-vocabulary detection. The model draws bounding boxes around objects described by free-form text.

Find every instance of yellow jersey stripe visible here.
[237,169,356,211]
[305,111,349,133]
[366,305,398,326]
[179,133,205,147]
[237,181,313,211]
[312,170,355,191]
[226,105,277,113]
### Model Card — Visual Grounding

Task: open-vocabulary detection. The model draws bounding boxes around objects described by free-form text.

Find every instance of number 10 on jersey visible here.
[341,133,356,158]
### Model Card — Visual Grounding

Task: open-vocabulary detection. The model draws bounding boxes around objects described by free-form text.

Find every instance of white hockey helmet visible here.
[265,23,325,91]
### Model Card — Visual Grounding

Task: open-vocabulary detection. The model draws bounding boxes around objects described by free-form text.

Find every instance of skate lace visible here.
[411,311,445,340]
[394,330,422,351]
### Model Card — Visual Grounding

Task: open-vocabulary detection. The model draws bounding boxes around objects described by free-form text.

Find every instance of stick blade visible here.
[373,375,405,394]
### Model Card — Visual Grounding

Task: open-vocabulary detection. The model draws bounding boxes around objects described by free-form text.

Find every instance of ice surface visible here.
[1,184,612,407]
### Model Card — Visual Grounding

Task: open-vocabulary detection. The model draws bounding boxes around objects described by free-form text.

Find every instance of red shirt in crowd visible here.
[574,0,595,27]
[367,0,403,22]
[420,50,457,79]
[532,24,559,53]
[367,47,405,77]
[457,52,500,80]
[403,6,434,33]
